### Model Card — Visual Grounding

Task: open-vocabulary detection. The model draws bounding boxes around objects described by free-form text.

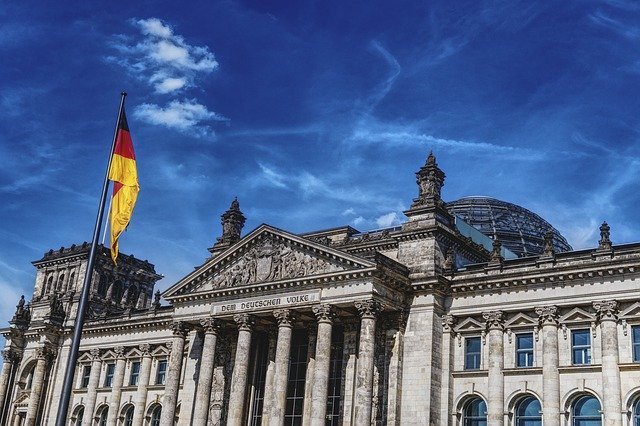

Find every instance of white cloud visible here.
[375,212,400,228]
[352,216,366,226]
[258,163,288,188]
[342,207,356,216]
[134,99,227,137]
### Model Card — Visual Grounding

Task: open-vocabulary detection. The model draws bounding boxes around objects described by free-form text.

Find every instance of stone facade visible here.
[2,153,640,425]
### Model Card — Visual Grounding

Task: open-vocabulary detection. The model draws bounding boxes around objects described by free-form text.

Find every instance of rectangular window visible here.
[81,365,91,388]
[104,363,115,387]
[465,337,481,370]
[572,329,591,365]
[516,333,534,367]
[155,360,167,385]
[633,326,640,363]
[129,361,141,386]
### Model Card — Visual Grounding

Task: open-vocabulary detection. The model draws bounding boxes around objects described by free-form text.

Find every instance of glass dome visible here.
[446,196,572,258]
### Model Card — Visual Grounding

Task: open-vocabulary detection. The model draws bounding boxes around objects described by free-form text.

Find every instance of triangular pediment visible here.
[454,317,484,333]
[151,346,169,357]
[164,224,377,299]
[78,352,93,363]
[620,302,640,319]
[505,313,537,328]
[560,307,595,323]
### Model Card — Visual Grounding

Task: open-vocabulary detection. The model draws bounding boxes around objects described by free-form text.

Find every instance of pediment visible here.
[454,317,484,333]
[101,349,117,360]
[164,224,376,299]
[126,348,142,358]
[620,302,640,319]
[151,346,169,357]
[560,307,595,323]
[505,313,537,328]
[78,352,93,363]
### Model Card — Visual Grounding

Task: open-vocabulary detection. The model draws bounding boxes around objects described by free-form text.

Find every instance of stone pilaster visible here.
[193,318,221,426]
[261,329,277,421]
[160,321,189,425]
[25,346,53,426]
[0,349,20,419]
[353,299,379,426]
[107,346,126,426]
[132,344,152,426]
[535,306,560,426]
[302,322,317,426]
[82,349,102,425]
[594,300,622,426]
[483,310,504,426]
[310,304,335,426]
[341,320,359,425]
[228,313,255,426]
[385,311,406,426]
[440,315,456,425]
[270,309,294,426]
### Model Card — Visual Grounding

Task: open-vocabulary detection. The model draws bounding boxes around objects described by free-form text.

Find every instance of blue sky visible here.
[1,0,640,324]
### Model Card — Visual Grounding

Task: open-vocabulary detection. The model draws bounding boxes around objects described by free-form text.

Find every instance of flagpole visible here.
[55,92,127,426]
[101,197,112,244]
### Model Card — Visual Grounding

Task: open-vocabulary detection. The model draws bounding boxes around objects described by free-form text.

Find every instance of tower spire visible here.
[209,198,246,255]
[411,150,446,208]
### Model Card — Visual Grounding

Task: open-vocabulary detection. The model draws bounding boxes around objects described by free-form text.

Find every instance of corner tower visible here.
[209,198,246,256]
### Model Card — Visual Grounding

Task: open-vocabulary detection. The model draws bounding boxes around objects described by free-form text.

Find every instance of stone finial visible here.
[593,300,618,322]
[218,198,246,246]
[11,295,31,327]
[598,221,612,250]
[233,313,256,331]
[411,151,446,208]
[200,317,222,334]
[355,299,380,319]
[312,304,335,323]
[489,239,504,266]
[542,231,555,257]
[273,309,294,327]
[152,290,161,310]
[482,311,504,330]
[535,306,559,326]
[442,314,457,332]
[443,247,455,274]
[171,321,190,337]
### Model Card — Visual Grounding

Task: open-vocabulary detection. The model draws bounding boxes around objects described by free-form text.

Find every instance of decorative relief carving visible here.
[1,349,20,364]
[355,299,379,319]
[114,346,125,358]
[208,239,344,289]
[233,313,255,331]
[201,317,222,334]
[35,346,55,361]
[139,343,151,356]
[598,222,612,251]
[312,304,334,323]
[482,310,504,330]
[535,306,559,326]
[273,309,294,327]
[442,314,457,333]
[593,300,618,322]
[171,320,190,337]
[89,348,101,360]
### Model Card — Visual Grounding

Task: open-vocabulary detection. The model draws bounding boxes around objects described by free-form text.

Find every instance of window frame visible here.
[571,329,592,365]
[462,397,487,426]
[464,336,482,370]
[155,359,167,385]
[571,395,601,425]
[515,333,534,368]
[103,363,115,387]
[514,396,542,426]
[80,365,91,388]
[632,325,640,363]
[129,361,141,386]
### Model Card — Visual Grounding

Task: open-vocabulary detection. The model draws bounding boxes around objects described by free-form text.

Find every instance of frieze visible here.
[211,290,320,315]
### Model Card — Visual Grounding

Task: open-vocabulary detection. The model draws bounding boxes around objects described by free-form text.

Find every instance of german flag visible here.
[108,108,139,263]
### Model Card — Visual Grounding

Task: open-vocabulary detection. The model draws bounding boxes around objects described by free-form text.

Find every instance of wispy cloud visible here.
[366,40,401,111]
[258,163,288,188]
[134,99,227,137]
[109,18,218,93]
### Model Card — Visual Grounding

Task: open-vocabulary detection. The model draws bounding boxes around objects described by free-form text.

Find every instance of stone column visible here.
[160,321,189,425]
[107,346,127,426]
[228,313,256,426]
[594,301,622,426]
[0,349,19,418]
[483,311,505,426]
[535,306,560,426]
[310,304,334,426]
[82,349,102,425]
[132,344,152,426]
[353,299,378,426]
[270,309,294,426]
[25,347,52,426]
[440,315,456,426]
[261,330,277,420]
[193,317,221,426]
[341,321,359,426]
[302,323,317,426]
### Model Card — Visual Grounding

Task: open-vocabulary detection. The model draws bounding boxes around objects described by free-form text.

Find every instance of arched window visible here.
[73,406,84,426]
[463,397,487,426]
[126,285,139,307]
[44,276,54,295]
[68,271,75,291]
[150,405,162,426]
[57,274,65,291]
[26,367,34,390]
[123,405,134,426]
[97,406,108,426]
[515,396,541,426]
[633,399,640,426]
[572,395,601,426]
[112,280,123,303]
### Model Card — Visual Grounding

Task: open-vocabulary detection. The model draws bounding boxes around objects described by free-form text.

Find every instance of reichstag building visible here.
[1,152,639,425]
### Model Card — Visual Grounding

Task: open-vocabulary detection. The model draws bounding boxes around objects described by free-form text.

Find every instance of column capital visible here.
[482,310,504,331]
[171,320,190,337]
[114,345,126,359]
[355,299,379,319]
[535,305,559,326]
[593,300,618,322]
[200,317,222,334]
[273,309,295,327]
[1,348,21,364]
[234,313,256,331]
[139,343,152,356]
[35,346,55,362]
[442,314,457,332]
[89,348,101,360]
[312,304,335,324]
